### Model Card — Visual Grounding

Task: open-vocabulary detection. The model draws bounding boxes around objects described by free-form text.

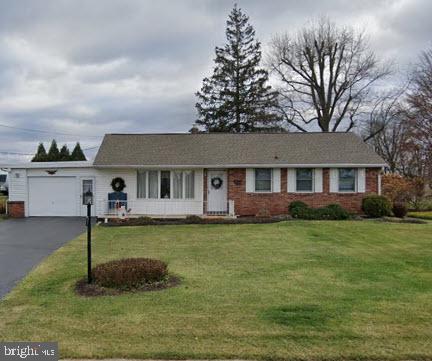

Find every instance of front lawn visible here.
[1,221,431,360]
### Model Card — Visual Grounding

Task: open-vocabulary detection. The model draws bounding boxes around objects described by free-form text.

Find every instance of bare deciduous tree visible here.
[405,47,432,181]
[367,105,408,173]
[362,85,408,143]
[268,18,392,133]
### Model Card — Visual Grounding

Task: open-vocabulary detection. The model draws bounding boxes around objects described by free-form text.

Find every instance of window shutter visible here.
[378,172,382,195]
[329,169,339,193]
[272,168,281,192]
[287,169,296,192]
[357,168,366,193]
[246,169,254,192]
[314,168,323,193]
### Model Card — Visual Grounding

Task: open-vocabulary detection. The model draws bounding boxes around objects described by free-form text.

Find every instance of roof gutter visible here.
[93,163,387,169]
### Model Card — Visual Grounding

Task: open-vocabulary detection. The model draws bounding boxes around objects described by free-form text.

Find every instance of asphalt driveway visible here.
[0,217,86,298]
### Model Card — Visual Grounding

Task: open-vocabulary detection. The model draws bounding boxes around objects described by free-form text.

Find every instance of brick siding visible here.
[226,168,380,216]
[7,201,25,218]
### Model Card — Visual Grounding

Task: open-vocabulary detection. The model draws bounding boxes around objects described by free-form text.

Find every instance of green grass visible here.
[408,211,432,220]
[1,221,432,360]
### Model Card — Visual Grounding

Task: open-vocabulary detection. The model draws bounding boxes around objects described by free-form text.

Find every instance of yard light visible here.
[86,197,93,284]
[83,190,93,206]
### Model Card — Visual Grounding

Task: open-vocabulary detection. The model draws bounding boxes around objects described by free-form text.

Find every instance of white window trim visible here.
[137,169,195,200]
[254,168,273,193]
[337,168,358,193]
[295,168,315,193]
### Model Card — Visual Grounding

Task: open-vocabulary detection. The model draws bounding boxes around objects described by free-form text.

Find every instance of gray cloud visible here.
[0,0,430,163]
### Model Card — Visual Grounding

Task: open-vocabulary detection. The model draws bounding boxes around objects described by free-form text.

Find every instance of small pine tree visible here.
[46,140,60,161]
[195,4,280,132]
[31,143,47,162]
[59,144,71,161]
[70,142,87,161]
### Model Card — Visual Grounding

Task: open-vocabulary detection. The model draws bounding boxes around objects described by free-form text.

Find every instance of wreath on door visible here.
[211,177,223,189]
[111,177,126,192]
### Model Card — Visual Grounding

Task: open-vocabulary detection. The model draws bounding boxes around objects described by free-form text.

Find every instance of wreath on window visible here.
[211,177,223,189]
[111,177,126,192]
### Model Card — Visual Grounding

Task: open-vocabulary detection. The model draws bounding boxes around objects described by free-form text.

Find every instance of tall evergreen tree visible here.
[47,139,60,161]
[70,142,87,161]
[31,143,47,162]
[195,4,280,133]
[59,144,71,161]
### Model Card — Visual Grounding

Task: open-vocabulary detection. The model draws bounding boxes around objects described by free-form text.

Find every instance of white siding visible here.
[8,169,28,216]
[314,168,323,193]
[128,169,203,215]
[8,169,27,202]
[245,168,254,192]
[329,168,339,193]
[272,168,281,192]
[95,168,204,216]
[357,168,366,193]
[26,167,100,216]
[8,167,205,217]
[287,168,296,192]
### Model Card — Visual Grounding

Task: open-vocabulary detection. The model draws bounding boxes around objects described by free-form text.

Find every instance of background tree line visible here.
[195,4,431,196]
[32,140,86,162]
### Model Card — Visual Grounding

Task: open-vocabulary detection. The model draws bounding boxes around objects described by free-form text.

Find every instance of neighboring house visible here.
[2,132,386,218]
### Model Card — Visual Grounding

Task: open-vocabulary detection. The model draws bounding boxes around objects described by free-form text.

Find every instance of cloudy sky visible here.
[0,0,430,163]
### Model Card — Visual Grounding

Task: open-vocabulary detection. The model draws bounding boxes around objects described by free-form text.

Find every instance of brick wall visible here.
[7,201,25,218]
[227,168,380,216]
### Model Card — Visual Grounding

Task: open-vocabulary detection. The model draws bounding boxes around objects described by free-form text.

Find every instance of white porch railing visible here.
[205,199,235,216]
[97,199,235,218]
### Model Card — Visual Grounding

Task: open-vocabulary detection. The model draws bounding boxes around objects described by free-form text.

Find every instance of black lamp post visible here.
[84,191,93,284]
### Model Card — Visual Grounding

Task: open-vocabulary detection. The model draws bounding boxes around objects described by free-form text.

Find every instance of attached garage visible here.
[28,177,78,216]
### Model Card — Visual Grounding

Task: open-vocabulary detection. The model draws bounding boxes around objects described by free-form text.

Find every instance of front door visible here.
[80,177,95,216]
[207,170,227,214]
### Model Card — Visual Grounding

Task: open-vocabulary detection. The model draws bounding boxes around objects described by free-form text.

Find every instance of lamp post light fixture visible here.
[85,191,93,284]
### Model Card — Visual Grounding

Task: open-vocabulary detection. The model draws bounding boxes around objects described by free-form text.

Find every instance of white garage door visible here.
[28,177,77,216]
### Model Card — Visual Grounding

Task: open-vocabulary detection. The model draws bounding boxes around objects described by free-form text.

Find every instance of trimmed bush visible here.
[288,201,308,214]
[361,195,392,218]
[290,206,313,219]
[289,202,349,220]
[393,203,408,218]
[92,258,168,290]
[322,204,350,220]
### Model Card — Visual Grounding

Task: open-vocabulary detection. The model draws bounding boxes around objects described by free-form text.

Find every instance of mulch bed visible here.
[75,275,180,297]
[377,216,428,224]
[99,215,292,227]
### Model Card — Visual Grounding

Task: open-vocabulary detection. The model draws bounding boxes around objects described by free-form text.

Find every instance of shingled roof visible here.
[93,132,386,167]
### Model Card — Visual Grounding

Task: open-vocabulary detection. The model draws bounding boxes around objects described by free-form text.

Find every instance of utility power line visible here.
[0,145,100,156]
[0,123,103,138]
[0,151,34,155]
[0,123,102,156]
